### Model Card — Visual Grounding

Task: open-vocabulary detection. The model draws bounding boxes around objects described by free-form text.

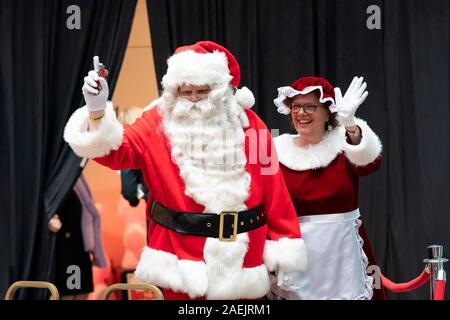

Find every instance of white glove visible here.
[276,269,300,292]
[82,57,109,112]
[331,76,368,127]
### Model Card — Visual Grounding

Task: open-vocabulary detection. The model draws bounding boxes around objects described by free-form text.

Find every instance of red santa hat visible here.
[273,76,336,115]
[162,40,254,108]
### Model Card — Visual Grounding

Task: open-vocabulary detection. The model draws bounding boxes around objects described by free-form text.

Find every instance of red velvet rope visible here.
[433,280,445,300]
[381,269,430,293]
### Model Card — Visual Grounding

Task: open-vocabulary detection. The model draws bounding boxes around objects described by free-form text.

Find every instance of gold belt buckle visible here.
[219,211,239,242]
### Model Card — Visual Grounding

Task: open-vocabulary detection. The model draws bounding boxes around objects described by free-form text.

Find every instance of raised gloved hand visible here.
[276,269,300,292]
[82,56,109,113]
[331,76,368,127]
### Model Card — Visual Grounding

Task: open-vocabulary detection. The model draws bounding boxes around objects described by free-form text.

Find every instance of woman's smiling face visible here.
[289,92,330,139]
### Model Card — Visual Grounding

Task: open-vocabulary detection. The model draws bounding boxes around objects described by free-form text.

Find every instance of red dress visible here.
[273,118,386,300]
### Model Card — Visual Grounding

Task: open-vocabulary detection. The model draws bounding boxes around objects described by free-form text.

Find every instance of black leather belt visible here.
[150,201,266,242]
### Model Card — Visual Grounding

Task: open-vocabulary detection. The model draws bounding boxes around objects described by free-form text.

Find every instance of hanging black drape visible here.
[0,0,136,299]
[147,0,449,299]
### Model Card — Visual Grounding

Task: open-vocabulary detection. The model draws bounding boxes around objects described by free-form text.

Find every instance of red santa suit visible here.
[64,41,307,299]
[271,77,385,300]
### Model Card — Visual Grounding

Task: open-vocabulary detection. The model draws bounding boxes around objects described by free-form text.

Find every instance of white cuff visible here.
[343,118,382,166]
[63,102,123,158]
[263,237,307,273]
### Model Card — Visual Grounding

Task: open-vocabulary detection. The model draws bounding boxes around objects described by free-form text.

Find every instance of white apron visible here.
[271,209,373,300]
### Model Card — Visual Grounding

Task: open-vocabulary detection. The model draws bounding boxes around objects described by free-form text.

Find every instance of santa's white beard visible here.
[161,89,250,213]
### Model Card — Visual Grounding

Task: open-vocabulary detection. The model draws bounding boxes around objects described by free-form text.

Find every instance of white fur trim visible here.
[135,244,270,299]
[263,238,307,272]
[204,233,269,299]
[343,118,382,166]
[208,264,270,300]
[273,118,382,171]
[134,248,208,298]
[274,85,336,114]
[238,109,250,128]
[273,128,344,171]
[144,98,161,111]
[63,102,123,158]
[162,50,232,89]
[178,259,209,298]
[135,247,185,293]
[234,86,255,109]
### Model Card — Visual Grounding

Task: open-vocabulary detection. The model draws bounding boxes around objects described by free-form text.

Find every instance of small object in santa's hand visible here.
[93,56,109,93]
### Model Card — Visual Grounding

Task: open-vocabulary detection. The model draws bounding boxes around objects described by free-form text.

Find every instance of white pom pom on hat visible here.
[234,86,255,109]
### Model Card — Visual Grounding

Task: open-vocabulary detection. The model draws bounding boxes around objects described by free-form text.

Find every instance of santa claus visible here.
[64,41,307,300]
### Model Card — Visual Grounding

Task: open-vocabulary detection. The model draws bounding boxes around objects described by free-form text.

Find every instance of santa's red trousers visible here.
[161,288,266,300]
[162,288,206,300]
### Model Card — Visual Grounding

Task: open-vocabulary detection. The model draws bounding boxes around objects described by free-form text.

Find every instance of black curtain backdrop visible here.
[147,0,449,299]
[0,0,136,299]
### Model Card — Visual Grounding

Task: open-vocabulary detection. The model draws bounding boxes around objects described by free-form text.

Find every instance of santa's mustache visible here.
[172,97,217,120]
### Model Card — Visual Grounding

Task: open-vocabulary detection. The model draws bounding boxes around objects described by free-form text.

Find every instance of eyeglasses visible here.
[178,88,211,100]
[290,104,319,114]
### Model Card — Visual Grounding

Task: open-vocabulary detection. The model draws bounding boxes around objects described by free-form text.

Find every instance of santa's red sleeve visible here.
[63,102,146,170]
[248,111,307,273]
[343,118,383,176]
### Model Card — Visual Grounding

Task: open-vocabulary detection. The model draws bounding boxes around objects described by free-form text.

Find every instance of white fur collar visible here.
[273,127,344,171]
